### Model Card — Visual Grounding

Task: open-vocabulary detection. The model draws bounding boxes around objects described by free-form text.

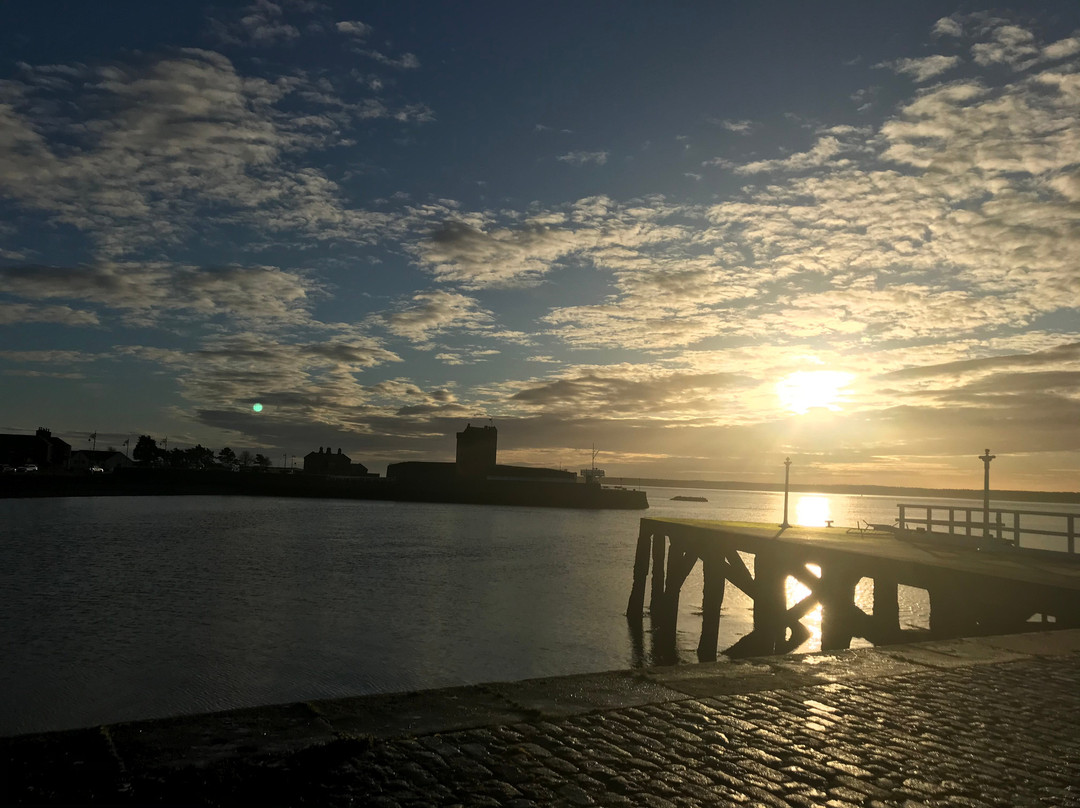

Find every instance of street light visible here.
[980,448,996,539]
[780,457,792,529]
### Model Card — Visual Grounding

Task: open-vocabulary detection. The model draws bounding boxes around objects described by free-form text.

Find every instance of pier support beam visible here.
[650,533,667,612]
[871,575,902,644]
[752,549,787,655]
[696,548,727,662]
[626,524,652,619]
[930,584,979,638]
[819,565,859,651]
[656,539,698,630]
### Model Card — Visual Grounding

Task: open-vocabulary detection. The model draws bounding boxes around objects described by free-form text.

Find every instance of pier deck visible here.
[627,518,1080,661]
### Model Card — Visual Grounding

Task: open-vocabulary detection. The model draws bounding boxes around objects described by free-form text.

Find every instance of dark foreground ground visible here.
[4,630,1080,807]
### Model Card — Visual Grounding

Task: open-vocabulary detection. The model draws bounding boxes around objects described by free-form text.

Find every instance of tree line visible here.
[133,435,274,470]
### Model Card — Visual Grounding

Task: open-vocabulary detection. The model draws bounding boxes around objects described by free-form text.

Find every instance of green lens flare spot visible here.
[252,403,263,413]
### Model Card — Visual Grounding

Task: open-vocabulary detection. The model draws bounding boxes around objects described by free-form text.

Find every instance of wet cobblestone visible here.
[5,639,1080,805]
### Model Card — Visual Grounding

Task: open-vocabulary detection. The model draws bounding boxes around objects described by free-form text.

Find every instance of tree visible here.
[254,453,272,469]
[133,435,159,464]
[238,450,253,467]
[217,447,237,466]
[184,444,215,469]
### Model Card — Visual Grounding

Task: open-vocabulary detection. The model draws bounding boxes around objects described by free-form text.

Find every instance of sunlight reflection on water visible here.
[794,496,831,526]
[785,565,822,648]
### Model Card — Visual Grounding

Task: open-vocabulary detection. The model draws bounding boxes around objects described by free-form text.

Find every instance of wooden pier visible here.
[627,518,1080,662]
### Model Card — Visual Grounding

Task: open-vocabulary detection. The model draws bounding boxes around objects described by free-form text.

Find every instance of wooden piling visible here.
[871,574,901,644]
[650,533,666,612]
[657,538,698,632]
[752,548,787,655]
[697,547,727,661]
[626,523,652,619]
[819,564,859,650]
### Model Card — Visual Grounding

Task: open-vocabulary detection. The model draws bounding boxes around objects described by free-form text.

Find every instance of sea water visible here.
[0,488,1073,735]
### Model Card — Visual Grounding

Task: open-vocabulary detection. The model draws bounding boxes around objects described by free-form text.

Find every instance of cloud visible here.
[715,119,757,135]
[508,370,749,418]
[0,46,427,256]
[118,332,403,433]
[1043,37,1080,62]
[0,263,319,328]
[362,51,421,69]
[972,24,1039,69]
[239,0,300,44]
[405,14,1080,361]
[335,20,372,38]
[884,342,1080,381]
[434,349,500,366]
[3,369,86,379]
[932,16,964,38]
[735,135,862,174]
[0,303,99,326]
[876,55,961,82]
[413,219,583,288]
[381,289,495,343]
[556,151,609,166]
[208,0,302,46]
[0,350,101,363]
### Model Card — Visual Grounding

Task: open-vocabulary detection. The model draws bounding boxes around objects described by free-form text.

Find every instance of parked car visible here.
[23,464,38,472]
[89,466,105,474]
[0,465,15,474]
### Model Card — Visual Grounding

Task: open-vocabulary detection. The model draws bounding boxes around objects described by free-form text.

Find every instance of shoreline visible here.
[0,468,649,509]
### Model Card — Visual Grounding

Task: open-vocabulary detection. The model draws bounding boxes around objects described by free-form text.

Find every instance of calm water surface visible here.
[1,488,1073,735]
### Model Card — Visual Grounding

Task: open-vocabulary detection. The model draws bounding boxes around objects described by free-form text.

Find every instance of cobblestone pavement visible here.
[5,632,1080,806]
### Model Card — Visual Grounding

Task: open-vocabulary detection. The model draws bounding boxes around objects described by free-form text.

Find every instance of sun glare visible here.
[776,370,853,414]
[795,496,832,527]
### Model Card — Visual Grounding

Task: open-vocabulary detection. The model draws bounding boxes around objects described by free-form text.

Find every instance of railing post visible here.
[899,504,906,530]
[1014,512,1021,548]
[948,508,954,534]
[996,511,1003,542]
[965,508,972,537]
[1069,515,1076,555]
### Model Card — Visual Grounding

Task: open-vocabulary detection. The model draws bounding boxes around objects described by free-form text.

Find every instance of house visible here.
[0,427,71,469]
[69,450,133,473]
[303,447,378,477]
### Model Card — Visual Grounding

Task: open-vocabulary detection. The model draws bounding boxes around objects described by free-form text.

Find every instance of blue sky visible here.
[2,1,1079,490]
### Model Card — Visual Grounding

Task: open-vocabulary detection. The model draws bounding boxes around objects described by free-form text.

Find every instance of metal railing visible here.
[897,503,1078,554]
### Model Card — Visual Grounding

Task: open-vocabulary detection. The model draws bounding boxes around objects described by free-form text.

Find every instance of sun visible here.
[776,370,853,414]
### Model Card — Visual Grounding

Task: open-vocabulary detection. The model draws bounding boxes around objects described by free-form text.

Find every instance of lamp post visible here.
[781,457,792,528]
[980,448,995,539]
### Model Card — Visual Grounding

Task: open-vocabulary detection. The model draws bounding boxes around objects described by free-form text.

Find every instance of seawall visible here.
[0,470,649,509]
[5,628,1079,805]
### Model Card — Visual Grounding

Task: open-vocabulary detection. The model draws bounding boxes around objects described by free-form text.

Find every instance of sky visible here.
[1,1,1079,491]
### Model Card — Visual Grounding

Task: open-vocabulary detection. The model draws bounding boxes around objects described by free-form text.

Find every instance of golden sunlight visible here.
[776,370,854,414]
[795,496,831,527]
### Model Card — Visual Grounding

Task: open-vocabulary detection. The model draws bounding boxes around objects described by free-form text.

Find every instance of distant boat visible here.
[671,495,708,502]
[580,444,605,485]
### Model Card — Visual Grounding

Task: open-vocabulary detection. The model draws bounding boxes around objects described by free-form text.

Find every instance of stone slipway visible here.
[5,630,1080,806]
